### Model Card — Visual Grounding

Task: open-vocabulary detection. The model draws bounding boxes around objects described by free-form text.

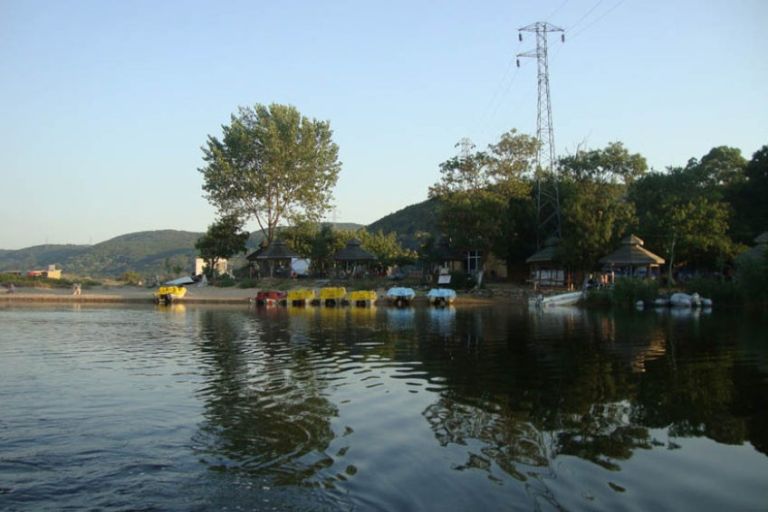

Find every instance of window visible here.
[466,250,482,274]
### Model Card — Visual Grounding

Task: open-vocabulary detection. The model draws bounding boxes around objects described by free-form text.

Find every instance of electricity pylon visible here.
[517,22,564,247]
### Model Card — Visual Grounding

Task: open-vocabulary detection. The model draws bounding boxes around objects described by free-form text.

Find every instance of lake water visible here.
[1,304,767,511]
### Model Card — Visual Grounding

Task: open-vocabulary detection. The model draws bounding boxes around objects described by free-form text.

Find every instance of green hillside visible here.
[367,198,441,249]
[0,244,89,272]
[65,230,203,277]
[0,223,368,279]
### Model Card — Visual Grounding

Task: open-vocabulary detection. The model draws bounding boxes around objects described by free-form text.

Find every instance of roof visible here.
[254,239,300,260]
[754,231,768,245]
[526,236,560,264]
[599,234,665,266]
[526,244,559,264]
[334,239,376,261]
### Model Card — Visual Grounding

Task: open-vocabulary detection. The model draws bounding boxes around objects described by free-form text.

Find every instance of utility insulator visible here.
[516,58,520,68]
[519,33,522,42]
[561,34,565,43]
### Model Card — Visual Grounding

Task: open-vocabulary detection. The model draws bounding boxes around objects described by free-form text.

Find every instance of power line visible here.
[567,0,605,31]
[569,0,628,39]
[517,22,566,247]
[545,0,570,22]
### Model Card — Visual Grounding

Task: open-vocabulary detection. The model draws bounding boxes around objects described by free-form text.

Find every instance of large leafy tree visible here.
[629,163,735,282]
[200,103,341,245]
[729,145,768,243]
[195,214,250,278]
[557,143,644,271]
[429,130,538,267]
[559,141,647,186]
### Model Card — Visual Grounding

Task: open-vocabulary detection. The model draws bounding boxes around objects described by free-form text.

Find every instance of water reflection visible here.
[192,309,339,486]
[164,305,768,507]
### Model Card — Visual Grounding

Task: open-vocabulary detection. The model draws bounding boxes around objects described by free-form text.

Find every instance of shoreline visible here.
[0,284,528,307]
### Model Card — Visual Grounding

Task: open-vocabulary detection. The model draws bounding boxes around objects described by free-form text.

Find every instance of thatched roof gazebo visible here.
[253,239,300,277]
[334,239,376,277]
[599,234,664,279]
[526,236,566,287]
[737,231,768,262]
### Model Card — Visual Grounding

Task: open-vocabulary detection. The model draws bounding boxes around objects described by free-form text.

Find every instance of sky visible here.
[1,0,766,250]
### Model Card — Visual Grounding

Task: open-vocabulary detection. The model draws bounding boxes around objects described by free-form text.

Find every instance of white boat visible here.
[427,288,456,306]
[529,291,583,308]
[669,292,712,308]
[386,287,416,307]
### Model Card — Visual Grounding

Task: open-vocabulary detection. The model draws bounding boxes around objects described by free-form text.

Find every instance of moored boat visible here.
[348,290,377,307]
[386,287,415,307]
[318,287,347,307]
[529,290,583,308]
[287,288,315,306]
[153,286,187,304]
[254,290,286,306]
[427,288,457,306]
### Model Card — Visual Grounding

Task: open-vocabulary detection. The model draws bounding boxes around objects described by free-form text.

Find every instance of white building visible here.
[195,258,228,276]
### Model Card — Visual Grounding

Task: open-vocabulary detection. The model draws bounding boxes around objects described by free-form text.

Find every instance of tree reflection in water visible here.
[192,309,338,486]
[185,304,766,506]
[419,306,768,483]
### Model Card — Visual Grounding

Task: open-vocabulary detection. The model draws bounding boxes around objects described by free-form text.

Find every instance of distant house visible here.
[526,237,566,287]
[27,264,62,280]
[194,257,228,276]
[431,239,508,280]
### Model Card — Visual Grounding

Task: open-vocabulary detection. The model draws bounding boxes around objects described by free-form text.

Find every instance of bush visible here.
[215,275,236,287]
[684,277,741,306]
[588,278,659,308]
[120,271,143,285]
[735,254,768,305]
[237,278,259,289]
[584,288,613,307]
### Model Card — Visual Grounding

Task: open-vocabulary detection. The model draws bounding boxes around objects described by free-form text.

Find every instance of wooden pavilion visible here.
[599,234,665,281]
[526,237,567,288]
[251,239,300,277]
[334,239,377,277]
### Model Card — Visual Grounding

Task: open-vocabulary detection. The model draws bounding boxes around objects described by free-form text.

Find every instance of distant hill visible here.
[66,230,203,277]
[0,244,90,272]
[0,230,201,278]
[367,198,441,249]
[0,223,367,279]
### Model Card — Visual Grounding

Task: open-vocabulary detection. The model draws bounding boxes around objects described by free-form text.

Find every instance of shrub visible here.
[735,254,768,305]
[611,278,659,308]
[237,278,259,289]
[684,277,741,306]
[215,275,236,287]
[584,288,613,307]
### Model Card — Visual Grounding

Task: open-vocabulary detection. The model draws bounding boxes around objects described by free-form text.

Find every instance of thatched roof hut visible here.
[526,236,560,264]
[334,239,376,263]
[599,235,665,267]
[248,239,299,277]
[738,231,768,262]
[255,239,299,261]
[334,239,376,277]
[526,237,566,287]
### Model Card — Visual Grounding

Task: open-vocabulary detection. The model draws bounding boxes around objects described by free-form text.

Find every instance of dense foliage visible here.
[200,103,341,245]
[195,214,250,279]
[428,130,538,265]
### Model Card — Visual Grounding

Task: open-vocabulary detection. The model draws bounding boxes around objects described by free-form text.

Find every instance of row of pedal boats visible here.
[253,286,457,308]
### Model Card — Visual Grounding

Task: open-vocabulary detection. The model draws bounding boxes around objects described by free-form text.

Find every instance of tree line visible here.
[195,102,767,284]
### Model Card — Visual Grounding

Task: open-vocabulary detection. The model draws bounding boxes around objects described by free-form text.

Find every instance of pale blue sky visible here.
[1,0,766,249]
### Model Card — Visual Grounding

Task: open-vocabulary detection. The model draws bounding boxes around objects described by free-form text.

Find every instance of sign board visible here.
[437,274,451,285]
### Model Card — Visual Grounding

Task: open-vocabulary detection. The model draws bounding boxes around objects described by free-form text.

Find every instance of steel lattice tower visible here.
[517,22,564,248]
